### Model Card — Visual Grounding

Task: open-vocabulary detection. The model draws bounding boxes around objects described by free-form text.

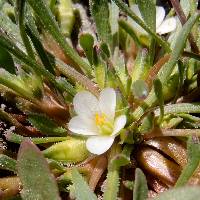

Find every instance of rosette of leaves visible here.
[1,0,200,199]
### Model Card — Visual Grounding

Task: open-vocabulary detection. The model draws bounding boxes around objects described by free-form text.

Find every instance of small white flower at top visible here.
[130,5,177,35]
[68,88,126,155]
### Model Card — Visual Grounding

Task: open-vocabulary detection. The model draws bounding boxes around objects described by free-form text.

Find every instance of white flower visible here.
[130,5,176,35]
[68,88,126,155]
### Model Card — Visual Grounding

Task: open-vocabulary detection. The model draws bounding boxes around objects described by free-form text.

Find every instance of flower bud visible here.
[43,137,89,163]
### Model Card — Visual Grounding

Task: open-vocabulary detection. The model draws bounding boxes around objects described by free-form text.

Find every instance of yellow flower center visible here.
[95,113,106,126]
[94,113,113,136]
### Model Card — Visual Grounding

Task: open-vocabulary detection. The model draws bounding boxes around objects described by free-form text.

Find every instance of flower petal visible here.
[112,115,126,136]
[129,5,147,35]
[156,6,165,28]
[156,17,177,35]
[68,116,98,136]
[73,91,99,118]
[99,88,116,120]
[86,136,115,155]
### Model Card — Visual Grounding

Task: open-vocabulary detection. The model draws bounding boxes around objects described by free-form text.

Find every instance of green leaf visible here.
[154,103,200,116]
[137,0,156,31]
[158,13,200,84]
[0,154,16,172]
[5,132,68,144]
[90,0,113,49]
[175,137,200,187]
[0,69,34,99]
[28,113,67,136]
[0,45,16,74]
[26,25,55,74]
[17,139,61,200]
[27,0,92,75]
[103,169,120,200]
[133,168,148,200]
[56,77,76,96]
[153,78,164,122]
[16,0,35,58]
[131,49,148,82]
[79,33,94,65]
[118,19,141,47]
[71,168,97,200]
[131,13,200,120]
[0,10,23,50]
[154,186,200,200]
[109,145,133,171]
[109,1,119,35]
[0,29,57,84]
[57,0,75,37]
[100,42,111,59]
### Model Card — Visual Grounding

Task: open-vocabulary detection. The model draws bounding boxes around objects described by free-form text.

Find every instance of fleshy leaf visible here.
[90,0,113,50]
[27,0,92,75]
[0,46,16,74]
[79,33,94,65]
[154,186,200,200]
[17,139,61,200]
[0,154,16,172]
[175,137,200,187]
[133,168,148,200]
[137,0,156,31]
[5,132,68,144]
[28,113,67,136]
[71,168,97,200]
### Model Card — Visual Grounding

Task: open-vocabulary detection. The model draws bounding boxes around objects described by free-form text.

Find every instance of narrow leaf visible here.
[0,45,16,74]
[90,0,113,49]
[137,0,156,31]
[154,186,200,200]
[5,132,68,144]
[158,13,200,84]
[118,19,141,47]
[133,168,148,200]
[17,139,61,200]
[26,25,55,74]
[103,169,120,200]
[71,168,97,200]
[0,154,16,172]
[175,137,200,187]
[79,33,94,65]
[154,103,200,116]
[16,0,35,58]
[153,78,164,122]
[27,0,92,75]
[28,113,67,136]
[131,13,200,120]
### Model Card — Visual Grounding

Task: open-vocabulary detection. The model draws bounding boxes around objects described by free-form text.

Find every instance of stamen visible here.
[95,113,106,126]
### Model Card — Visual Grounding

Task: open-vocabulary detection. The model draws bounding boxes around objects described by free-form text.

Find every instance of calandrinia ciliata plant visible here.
[1,0,200,199]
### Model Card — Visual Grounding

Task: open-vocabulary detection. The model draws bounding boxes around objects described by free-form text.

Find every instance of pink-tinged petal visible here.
[156,6,165,28]
[73,91,99,118]
[157,17,177,35]
[99,88,116,121]
[68,116,98,136]
[129,5,147,35]
[112,115,126,136]
[86,136,115,155]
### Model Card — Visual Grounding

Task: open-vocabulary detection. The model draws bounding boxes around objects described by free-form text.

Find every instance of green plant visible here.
[1,0,200,199]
